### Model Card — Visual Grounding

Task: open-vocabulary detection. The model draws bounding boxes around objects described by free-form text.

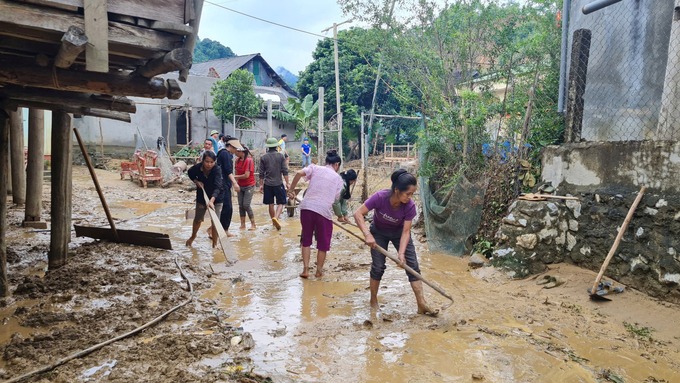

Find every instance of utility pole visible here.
[318,87,324,164]
[322,18,352,161]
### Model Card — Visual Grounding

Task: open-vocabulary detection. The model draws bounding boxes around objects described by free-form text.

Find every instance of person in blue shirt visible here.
[300,137,312,167]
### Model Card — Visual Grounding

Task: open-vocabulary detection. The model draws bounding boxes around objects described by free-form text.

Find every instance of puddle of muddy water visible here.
[5,173,679,383]
[185,203,680,382]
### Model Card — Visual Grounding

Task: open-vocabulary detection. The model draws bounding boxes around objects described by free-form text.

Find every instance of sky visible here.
[198,0,351,75]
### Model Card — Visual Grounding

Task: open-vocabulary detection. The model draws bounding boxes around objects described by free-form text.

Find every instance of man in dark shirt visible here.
[259,137,289,230]
[216,135,242,236]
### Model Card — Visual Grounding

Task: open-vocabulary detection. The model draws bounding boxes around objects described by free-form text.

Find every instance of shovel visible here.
[589,186,646,301]
[200,186,236,264]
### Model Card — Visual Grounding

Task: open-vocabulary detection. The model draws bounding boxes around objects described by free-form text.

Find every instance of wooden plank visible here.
[0,56,182,99]
[74,225,173,250]
[84,0,109,72]
[16,0,185,25]
[149,21,193,36]
[16,0,78,11]
[0,1,182,54]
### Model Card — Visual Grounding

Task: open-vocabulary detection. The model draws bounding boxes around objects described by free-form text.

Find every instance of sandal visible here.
[536,275,552,285]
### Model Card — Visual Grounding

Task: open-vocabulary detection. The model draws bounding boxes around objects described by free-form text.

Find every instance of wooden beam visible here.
[2,99,130,122]
[49,109,72,270]
[0,108,9,297]
[0,1,182,55]
[0,56,183,99]
[82,108,131,122]
[179,0,203,82]
[55,25,87,69]
[133,48,192,78]
[0,85,136,113]
[84,0,109,73]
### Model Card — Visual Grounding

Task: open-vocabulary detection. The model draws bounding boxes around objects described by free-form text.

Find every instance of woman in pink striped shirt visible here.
[287,150,344,278]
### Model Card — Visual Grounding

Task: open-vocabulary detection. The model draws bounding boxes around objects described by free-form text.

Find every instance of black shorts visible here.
[263,184,287,205]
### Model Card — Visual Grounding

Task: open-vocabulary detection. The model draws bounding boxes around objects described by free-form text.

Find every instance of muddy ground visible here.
[1,164,679,382]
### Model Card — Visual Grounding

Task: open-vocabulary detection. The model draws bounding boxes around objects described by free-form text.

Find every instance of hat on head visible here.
[210,129,219,136]
[265,137,280,147]
[226,137,244,151]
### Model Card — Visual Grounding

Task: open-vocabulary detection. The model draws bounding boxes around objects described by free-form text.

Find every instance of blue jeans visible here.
[301,154,311,167]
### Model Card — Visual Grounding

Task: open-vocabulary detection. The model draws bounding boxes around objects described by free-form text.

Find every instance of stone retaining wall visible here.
[493,192,680,303]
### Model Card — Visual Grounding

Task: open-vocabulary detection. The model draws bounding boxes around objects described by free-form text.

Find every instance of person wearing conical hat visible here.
[259,137,289,229]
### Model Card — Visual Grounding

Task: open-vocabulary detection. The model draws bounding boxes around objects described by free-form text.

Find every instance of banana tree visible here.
[272,94,319,139]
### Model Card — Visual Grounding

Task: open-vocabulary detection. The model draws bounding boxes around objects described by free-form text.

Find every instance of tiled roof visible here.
[189,54,259,77]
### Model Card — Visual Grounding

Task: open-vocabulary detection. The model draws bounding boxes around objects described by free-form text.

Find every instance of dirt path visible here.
[1,166,679,382]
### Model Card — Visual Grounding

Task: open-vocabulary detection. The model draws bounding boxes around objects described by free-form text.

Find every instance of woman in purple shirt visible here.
[354,169,437,316]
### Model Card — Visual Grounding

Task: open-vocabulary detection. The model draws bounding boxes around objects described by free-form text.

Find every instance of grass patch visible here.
[623,321,654,340]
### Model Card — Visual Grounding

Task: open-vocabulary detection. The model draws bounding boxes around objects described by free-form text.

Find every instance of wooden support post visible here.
[55,26,88,69]
[133,48,192,78]
[166,106,171,147]
[84,0,109,73]
[185,107,190,145]
[24,109,44,224]
[0,109,9,297]
[564,29,591,143]
[9,108,26,204]
[49,110,72,270]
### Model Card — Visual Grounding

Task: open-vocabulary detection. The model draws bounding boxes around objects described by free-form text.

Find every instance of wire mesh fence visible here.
[565,1,679,142]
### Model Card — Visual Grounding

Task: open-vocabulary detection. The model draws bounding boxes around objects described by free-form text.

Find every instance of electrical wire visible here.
[204,0,333,40]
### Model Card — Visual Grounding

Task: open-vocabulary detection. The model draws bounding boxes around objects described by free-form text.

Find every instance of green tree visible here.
[194,38,235,63]
[296,27,421,153]
[211,69,261,123]
[272,94,319,139]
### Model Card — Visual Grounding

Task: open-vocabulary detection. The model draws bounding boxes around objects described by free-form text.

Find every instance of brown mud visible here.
[1,165,679,382]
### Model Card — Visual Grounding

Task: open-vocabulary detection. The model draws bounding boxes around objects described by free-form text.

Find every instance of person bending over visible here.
[288,150,343,278]
[353,169,437,316]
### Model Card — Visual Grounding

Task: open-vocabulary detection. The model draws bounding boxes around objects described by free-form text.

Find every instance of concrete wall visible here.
[567,0,674,141]
[541,141,680,194]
